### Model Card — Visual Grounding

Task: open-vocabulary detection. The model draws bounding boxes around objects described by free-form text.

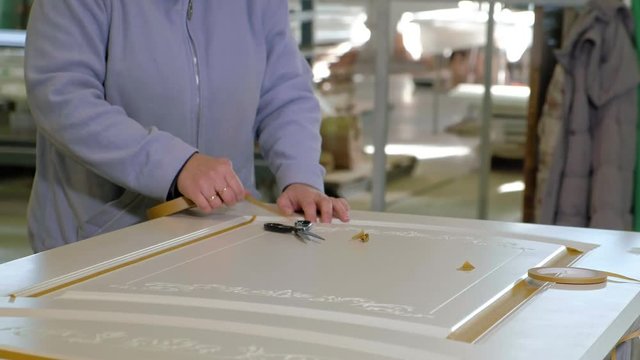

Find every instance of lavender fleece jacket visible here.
[25,0,324,252]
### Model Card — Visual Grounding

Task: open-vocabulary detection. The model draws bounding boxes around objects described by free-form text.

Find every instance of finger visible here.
[215,184,237,206]
[190,192,212,213]
[223,167,246,203]
[318,196,332,223]
[300,198,318,223]
[276,194,295,215]
[339,198,351,212]
[332,198,350,222]
[206,192,223,210]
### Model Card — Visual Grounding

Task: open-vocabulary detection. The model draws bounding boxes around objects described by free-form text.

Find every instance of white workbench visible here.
[0,203,638,359]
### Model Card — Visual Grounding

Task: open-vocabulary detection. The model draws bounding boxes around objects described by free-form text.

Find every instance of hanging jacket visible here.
[539,0,639,230]
[25,0,325,252]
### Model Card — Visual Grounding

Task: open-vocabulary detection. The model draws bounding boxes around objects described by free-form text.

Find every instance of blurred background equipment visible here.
[0,28,34,167]
[0,0,30,29]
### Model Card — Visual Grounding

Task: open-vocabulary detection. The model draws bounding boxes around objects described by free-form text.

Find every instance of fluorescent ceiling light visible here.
[498,181,525,194]
[364,144,471,160]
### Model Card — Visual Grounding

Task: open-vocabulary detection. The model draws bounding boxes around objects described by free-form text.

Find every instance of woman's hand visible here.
[177,153,247,212]
[277,183,350,223]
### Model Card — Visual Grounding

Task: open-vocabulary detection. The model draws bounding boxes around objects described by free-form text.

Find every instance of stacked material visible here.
[448,83,530,159]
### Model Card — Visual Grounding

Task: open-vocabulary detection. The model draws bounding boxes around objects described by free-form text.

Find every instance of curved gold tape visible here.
[147,196,196,219]
[611,330,640,360]
[528,267,640,285]
[244,194,291,219]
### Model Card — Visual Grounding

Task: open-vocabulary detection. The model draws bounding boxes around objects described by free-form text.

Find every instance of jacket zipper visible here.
[186,0,201,147]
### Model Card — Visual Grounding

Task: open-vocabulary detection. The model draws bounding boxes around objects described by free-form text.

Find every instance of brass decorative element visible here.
[352,230,369,242]
[457,261,476,272]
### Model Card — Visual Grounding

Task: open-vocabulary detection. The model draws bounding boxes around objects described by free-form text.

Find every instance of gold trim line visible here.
[0,349,59,360]
[16,216,256,298]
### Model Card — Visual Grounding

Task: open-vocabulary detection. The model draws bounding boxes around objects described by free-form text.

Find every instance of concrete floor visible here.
[0,73,524,264]
[344,73,523,221]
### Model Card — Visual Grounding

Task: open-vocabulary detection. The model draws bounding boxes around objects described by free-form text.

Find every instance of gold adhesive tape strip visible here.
[19,216,256,298]
[147,195,286,220]
[611,330,640,360]
[602,271,640,283]
[528,267,640,285]
[147,196,196,219]
[0,349,58,360]
[244,194,292,220]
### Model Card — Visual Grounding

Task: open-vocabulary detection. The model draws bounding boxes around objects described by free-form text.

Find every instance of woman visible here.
[25,0,349,252]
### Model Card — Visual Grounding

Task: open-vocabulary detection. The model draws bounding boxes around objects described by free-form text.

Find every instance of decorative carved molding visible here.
[111,282,434,319]
[0,327,337,359]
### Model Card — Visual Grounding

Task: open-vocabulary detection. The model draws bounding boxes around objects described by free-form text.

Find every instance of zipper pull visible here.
[187,0,193,21]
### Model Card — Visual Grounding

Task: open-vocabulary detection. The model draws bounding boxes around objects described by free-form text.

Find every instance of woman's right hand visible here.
[176,153,247,212]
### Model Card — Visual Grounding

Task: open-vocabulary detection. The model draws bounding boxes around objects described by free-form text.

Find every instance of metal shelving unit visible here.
[368,0,584,219]
[0,29,34,167]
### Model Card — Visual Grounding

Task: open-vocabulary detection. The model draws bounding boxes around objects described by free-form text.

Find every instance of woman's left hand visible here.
[276,183,350,223]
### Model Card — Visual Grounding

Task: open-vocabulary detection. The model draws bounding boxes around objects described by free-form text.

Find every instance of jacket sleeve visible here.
[25,0,197,200]
[254,0,326,193]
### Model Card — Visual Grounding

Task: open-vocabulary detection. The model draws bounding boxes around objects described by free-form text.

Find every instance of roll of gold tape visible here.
[528,267,608,284]
[528,267,640,285]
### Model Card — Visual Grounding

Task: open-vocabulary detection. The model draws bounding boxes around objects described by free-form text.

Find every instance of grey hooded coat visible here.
[539,0,639,230]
